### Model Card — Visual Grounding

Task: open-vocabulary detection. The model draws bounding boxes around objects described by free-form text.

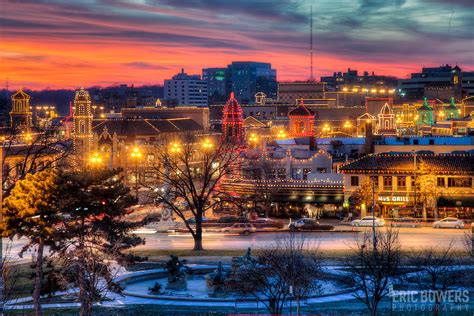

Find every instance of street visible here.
[134,226,470,252]
[3,227,470,262]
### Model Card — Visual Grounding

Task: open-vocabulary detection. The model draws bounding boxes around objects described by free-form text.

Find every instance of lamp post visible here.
[277,130,287,139]
[89,152,103,168]
[322,124,331,137]
[130,147,142,198]
[413,151,417,219]
[343,121,352,136]
[248,133,258,148]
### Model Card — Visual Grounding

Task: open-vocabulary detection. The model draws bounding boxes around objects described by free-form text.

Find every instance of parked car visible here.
[390,217,421,228]
[432,217,464,229]
[351,216,385,227]
[221,223,256,235]
[288,218,335,231]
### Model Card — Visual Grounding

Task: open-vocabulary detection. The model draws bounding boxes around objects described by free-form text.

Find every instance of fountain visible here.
[205,262,227,298]
[164,254,191,290]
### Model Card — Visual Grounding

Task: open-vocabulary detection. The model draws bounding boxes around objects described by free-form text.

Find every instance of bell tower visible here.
[221,92,244,144]
[73,87,93,157]
[10,89,32,130]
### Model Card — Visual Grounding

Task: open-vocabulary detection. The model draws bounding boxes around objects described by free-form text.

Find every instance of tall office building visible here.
[164,69,208,107]
[228,62,277,104]
[202,67,229,103]
[398,64,473,100]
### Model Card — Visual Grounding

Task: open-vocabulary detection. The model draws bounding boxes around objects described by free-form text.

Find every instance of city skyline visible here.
[2,0,473,90]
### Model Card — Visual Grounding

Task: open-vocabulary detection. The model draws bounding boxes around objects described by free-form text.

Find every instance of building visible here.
[221,146,344,217]
[341,152,474,218]
[288,102,315,137]
[91,84,161,112]
[221,92,244,144]
[321,68,398,92]
[277,82,326,104]
[10,89,32,130]
[228,62,277,103]
[374,136,474,154]
[164,69,208,107]
[398,64,474,100]
[121,106,210,131]
[73,88,93,157]
[376,103,397,136]
[202,67,229,103]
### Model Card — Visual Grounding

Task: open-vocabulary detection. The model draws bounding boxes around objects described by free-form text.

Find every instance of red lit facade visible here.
[222,92,244,144]
[288,101,315,137]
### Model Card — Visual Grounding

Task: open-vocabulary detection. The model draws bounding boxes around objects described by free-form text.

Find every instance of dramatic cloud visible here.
[1,0,472,89]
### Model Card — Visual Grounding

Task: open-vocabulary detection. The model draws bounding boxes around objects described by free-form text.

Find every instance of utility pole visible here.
[413,151,417,218]
[310,6,314,81]
[372,152,377,248]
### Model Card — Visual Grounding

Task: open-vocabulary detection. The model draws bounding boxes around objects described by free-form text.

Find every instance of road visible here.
[134,226,471,252]
[3,227,470,261]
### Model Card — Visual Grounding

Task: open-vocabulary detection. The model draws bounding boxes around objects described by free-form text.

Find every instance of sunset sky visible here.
[1,0,473,90]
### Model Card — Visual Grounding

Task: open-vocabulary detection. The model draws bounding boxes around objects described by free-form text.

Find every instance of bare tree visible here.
[406,243,462,316]
[243,157,279,217]
[344,228,401,316]
[146,134,240,251]
[349,177,378,216]
[230,233,321,315]
[463,231,473,257]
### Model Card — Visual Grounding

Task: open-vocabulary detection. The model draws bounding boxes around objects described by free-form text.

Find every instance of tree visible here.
[350,176,378,216]
[1,169,61,315]
[244,158,279,217]
[406,243,462,316]
[146,134,239,251]
[55,168,151,315]
[230,234,321,314]
[416,159,444,220]
[344,228,401,316]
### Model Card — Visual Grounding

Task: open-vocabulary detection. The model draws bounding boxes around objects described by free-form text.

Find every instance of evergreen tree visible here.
[55,168,149,315]
[2,169,61,316]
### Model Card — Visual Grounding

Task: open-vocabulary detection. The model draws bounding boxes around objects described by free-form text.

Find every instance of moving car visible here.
[186,217,211,224]
[390,217,421,228]
[351,216,385,227]
[221,223,257,235]
[288,218,335,231]
[432,217,464,229]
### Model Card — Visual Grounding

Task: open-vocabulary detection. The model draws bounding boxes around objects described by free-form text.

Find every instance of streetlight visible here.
[130,147,142,198]
[202,139,213,150]
[322,124,331,137]
[248,133,258,147]
[277,130,287,139]
[89,152,103,167]
[169,142,181,154]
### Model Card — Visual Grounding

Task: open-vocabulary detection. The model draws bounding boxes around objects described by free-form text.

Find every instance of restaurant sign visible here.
[378,195,409,204]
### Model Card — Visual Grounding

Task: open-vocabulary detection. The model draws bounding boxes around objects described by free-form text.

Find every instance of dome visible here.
[379,103,393,115]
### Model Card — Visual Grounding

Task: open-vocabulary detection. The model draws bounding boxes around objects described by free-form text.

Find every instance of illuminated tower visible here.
[416,97,434,125]
[288,100,315,137]
[221,92,244,144]
[10,89,32,129]
[73,87,93,157]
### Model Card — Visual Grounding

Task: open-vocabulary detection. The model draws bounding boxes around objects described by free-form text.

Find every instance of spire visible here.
[450,96,455,106]
[230,91,235,99]
[423,97,428,106]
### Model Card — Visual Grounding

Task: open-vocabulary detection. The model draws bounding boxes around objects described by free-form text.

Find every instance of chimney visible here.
[309,135,317,151]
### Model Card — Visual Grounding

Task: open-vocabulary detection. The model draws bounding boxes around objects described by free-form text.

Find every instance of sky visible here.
[1,0,473,90]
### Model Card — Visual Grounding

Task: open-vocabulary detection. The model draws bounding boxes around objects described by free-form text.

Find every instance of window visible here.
[429,139,434,145]
[413,139,419,145]
[303,168,312,180]
[291,168,301,179]
[317,168,327,173]
[350,176,359,186]
[397,176,406,190]
[437,177,445,187]
[447,177,472,188]
[383,176,393,190]
[277,168,286,180]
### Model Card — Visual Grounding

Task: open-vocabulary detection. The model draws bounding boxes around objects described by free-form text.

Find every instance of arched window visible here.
[79,120,85,134]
